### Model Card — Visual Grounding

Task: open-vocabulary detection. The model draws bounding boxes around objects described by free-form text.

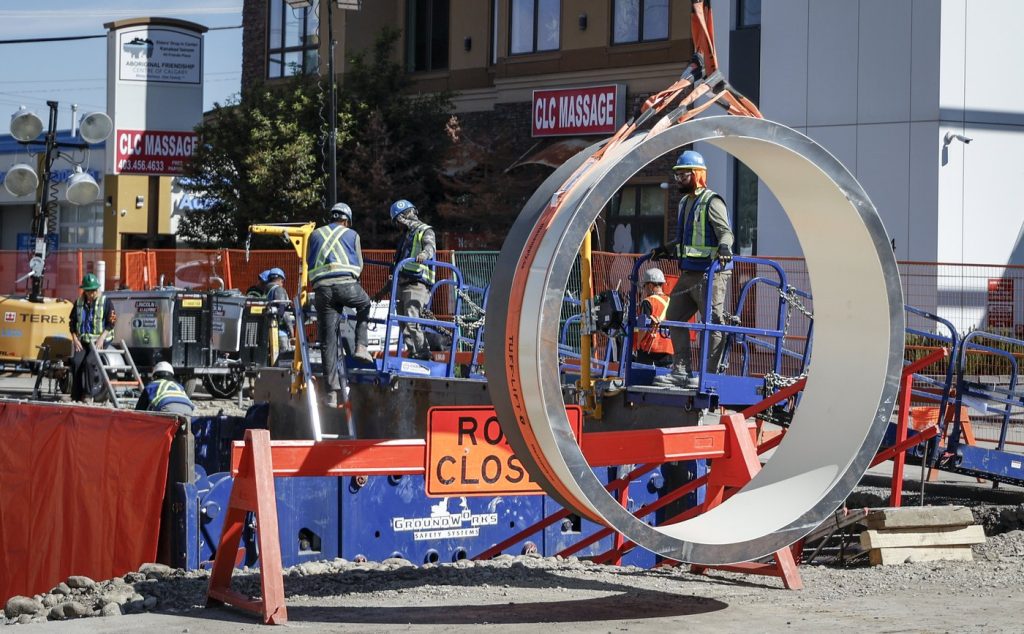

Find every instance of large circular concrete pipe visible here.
[485,116,904,565]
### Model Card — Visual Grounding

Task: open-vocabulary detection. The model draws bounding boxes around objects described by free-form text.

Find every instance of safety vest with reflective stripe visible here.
[634,293,674,355]
[145,379,194,412]
[309,224,362,285]
[676,188,729,271]
[75,293,106,344]
[398,224,435,285]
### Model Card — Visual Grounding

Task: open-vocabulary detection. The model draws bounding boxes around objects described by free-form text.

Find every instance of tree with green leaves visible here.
[178,76,340,247]
[180,29,455,249]
[337,27,454,247]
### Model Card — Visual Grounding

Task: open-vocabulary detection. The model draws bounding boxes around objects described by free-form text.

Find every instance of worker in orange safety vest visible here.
[633,267,674,367]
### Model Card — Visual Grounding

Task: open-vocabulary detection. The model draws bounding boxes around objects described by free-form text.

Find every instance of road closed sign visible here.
[426,405,583,497]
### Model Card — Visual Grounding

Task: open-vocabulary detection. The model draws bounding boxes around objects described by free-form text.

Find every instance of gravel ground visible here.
[7,391,1024,631]
[5,473,1024,632]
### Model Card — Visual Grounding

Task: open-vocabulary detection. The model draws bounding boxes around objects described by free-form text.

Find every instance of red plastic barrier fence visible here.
[0,402,178,603]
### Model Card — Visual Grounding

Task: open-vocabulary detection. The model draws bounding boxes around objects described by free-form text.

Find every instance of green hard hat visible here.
[80,273,100,290]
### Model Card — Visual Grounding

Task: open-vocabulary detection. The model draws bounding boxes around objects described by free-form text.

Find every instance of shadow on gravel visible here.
[187,566,729,625]
[288,590,726,625]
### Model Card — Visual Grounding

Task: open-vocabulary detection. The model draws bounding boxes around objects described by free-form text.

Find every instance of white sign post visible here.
[105,18,207,176]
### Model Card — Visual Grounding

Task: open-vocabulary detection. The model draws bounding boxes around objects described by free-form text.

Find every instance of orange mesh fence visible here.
[0,248,1021,373]
[122,251,157,290]
[0,249,125,299]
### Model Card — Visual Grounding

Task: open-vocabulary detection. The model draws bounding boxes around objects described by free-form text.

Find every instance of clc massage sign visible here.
[115,129,199,176]
[532,84,625,137]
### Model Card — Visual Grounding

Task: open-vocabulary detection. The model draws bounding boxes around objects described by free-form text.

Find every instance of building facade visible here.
[243,0,759,253]
[243,0,1024,270]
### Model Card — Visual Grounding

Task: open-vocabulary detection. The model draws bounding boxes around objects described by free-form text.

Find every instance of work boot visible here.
[352,345,373,364]
[322,390,338,408]
[409,347,432,361]
[653,367,699,389]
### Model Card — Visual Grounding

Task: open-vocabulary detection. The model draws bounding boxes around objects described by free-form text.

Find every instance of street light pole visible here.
[327,0,337,208]
[6,101,109,302]
[30,101,61,302]
[285,0,338,207]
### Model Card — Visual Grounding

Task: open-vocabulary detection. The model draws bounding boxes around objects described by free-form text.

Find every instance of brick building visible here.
[241,0,762,252]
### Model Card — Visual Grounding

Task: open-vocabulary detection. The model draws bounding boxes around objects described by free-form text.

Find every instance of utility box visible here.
[106,289,211,371]
[238,298,272,369]
[209,292,246,354]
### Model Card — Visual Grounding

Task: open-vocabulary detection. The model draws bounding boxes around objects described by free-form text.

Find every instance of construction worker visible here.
[634,267,674,368]
[650,150,734,388]
[135,361,194,415]
[68,273,116,402]
[263,268,295,354]
[308,202,372,407]
[390,199,435,360]
[246,269,270,297]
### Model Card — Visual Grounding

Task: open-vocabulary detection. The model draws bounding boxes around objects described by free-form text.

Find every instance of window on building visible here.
[737,0,761,28]
[407,0,450,72]
[510,0,560,55]
[606,184,665,254]
[612,0,669,44]
[58,203,104,250]
[733,160,758,255]
[267,0,319,79]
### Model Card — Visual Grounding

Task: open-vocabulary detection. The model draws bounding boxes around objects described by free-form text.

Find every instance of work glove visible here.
[415,252,428,263]
[717,243,733,266]
[649,246,670,261]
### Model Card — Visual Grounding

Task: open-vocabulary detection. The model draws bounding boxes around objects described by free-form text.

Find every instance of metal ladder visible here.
[87,339,145,409]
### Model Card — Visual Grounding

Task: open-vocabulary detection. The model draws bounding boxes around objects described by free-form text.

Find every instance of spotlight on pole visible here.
[2,163,39,197]
[66,166,101,205]
[78,112,113,145]
[9,106,43,143]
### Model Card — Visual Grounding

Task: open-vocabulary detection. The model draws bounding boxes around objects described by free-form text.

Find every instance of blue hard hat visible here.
[389,199,415,221]
[673,150,706,170]
[258,269,271,283]
[267,267,285,280]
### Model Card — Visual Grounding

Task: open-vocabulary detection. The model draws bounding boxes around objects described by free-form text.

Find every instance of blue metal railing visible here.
[621,254,800,392]
[378,257,465,379]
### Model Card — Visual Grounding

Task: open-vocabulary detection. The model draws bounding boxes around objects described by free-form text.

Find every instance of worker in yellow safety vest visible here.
[68,273,117,403]
[308,202,373,408]
[650,150,734,389]
[135,361,195,415]
[633,267,674,367]
[390,199,436,361]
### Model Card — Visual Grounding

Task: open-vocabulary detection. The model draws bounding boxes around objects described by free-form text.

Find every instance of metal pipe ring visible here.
[486,116,904,564]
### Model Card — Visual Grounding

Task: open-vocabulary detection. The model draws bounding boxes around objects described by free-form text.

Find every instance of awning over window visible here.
[505,137,594,173]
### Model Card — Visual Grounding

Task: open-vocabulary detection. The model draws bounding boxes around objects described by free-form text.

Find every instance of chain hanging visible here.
[778,284,813,340]
[453,286,486,332]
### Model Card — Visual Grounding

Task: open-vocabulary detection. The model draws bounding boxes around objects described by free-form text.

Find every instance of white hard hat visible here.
[330,202,353,221]
[642,268,666,285]
[153,361,175,377]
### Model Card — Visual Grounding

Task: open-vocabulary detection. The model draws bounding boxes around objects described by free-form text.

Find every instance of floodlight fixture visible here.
[78,111,113,144]
[2,163,39,197]
[9,106,43,142]
[65,166,100,205]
